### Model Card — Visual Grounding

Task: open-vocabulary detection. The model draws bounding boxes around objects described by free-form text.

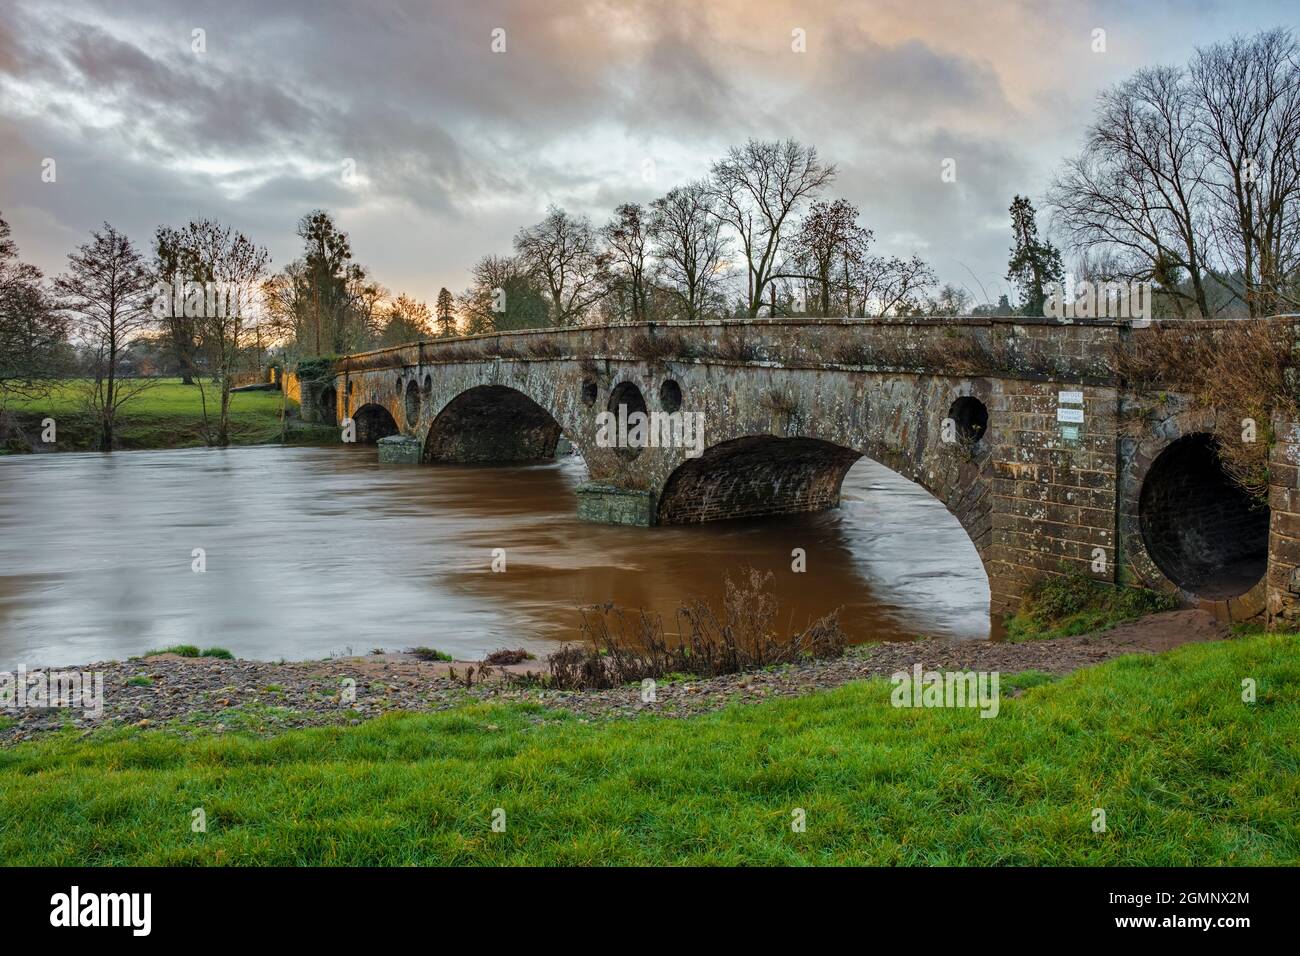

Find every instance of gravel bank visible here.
[0,609,1230,745]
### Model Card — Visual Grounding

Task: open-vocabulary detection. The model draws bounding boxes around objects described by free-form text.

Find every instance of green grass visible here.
[409,647,454,662]
[144,644,201,658]
[1,378,332,452]
[141,645,232,659]
[1,633,1296,865]
[1005,570,1179,642]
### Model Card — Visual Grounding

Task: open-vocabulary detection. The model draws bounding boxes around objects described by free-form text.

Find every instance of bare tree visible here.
[600,203,652,322]
[1048,32,1300,319]
[648,181,730,321]
[1190,29,1300,316]
[55,223,155,451]
[458,254,550,333]
[378,293,434,345]
[792,198,871,316]
[151,225,201,384]
[707,138,836,317]
[1049,66,1212,318]
[514,206,608,325]
[153,219,270,446]
[858,254,936,316]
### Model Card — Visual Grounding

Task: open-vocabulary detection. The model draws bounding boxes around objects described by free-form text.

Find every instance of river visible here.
[0,445,989,668]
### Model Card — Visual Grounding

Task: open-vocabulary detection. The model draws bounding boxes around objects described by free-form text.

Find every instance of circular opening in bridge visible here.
[607,381,648,461]
[659,379,682,413]
[947,396,988,444]
[1139,433,1268,599]
[395,375,404,395]
[422,374,432,401]
[404,380,421,425]
[581,379,598,407]
[346,380,354,396]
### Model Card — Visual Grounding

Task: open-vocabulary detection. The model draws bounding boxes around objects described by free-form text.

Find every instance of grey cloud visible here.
[0,0,1288,304]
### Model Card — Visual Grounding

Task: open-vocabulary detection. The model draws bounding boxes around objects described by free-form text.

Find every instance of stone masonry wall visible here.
[987,381,1119,613]
[1267,416,1300,627]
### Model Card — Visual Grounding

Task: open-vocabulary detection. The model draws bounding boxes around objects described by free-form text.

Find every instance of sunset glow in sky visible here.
[2,0,1296,305]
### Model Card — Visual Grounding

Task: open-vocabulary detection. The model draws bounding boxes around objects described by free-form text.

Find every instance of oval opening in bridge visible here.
[947,396,988,444]
[581,379,598,407]
[660,379,683,413]
[405,380,421,425]
[607,382,648,460]
[1139,433,1268,599]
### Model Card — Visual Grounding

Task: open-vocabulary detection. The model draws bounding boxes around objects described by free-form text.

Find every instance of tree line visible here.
[1047,27,1300,319]
[458,139,953,332]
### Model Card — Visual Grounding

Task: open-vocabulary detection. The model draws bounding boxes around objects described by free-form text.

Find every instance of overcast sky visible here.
[1,0,1296,307]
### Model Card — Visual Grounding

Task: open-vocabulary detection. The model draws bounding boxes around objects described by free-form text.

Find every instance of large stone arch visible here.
[657,436,862,524]
[423,384,564,463]
[655,429,993,588]
[643,368,997,595]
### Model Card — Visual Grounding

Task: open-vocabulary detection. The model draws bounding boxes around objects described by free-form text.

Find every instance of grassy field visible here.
[1,633,1296,865]
[1,378,334,451]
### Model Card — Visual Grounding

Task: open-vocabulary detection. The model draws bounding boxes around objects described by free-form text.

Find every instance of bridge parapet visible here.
[332,316,1131,384]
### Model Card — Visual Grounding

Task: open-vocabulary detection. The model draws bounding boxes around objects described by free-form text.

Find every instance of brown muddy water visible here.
[0,445,988,669]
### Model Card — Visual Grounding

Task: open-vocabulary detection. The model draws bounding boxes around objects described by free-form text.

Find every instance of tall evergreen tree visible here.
[1006,195,1064,316]
[435,287,455,336]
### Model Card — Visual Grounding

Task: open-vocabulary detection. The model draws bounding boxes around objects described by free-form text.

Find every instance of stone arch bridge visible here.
[300,317,1300,629]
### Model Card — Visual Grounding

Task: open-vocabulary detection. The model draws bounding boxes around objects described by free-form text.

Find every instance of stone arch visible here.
[352,403,399,444]
[1119,406,1268,620]
[657,436,861,524]
[423,384,564,463]
[1139,434,1267,599]
[655,431,994,591]
[318,385,337,426]
[1138,434,1267,606]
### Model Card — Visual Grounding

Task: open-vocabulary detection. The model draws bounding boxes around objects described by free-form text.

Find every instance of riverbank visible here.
[0,378,335,452]
[0,609,1231,744]
[1,623,1294,865]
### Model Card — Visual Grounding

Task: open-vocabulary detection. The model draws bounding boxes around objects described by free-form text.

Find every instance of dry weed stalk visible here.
[545,569,846,690]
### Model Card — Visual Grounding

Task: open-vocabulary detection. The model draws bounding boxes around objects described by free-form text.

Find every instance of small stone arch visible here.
[318,385,337,426]
[352,403,399,444]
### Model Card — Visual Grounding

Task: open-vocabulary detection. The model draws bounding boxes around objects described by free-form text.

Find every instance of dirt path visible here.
[0,610,1232,744]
